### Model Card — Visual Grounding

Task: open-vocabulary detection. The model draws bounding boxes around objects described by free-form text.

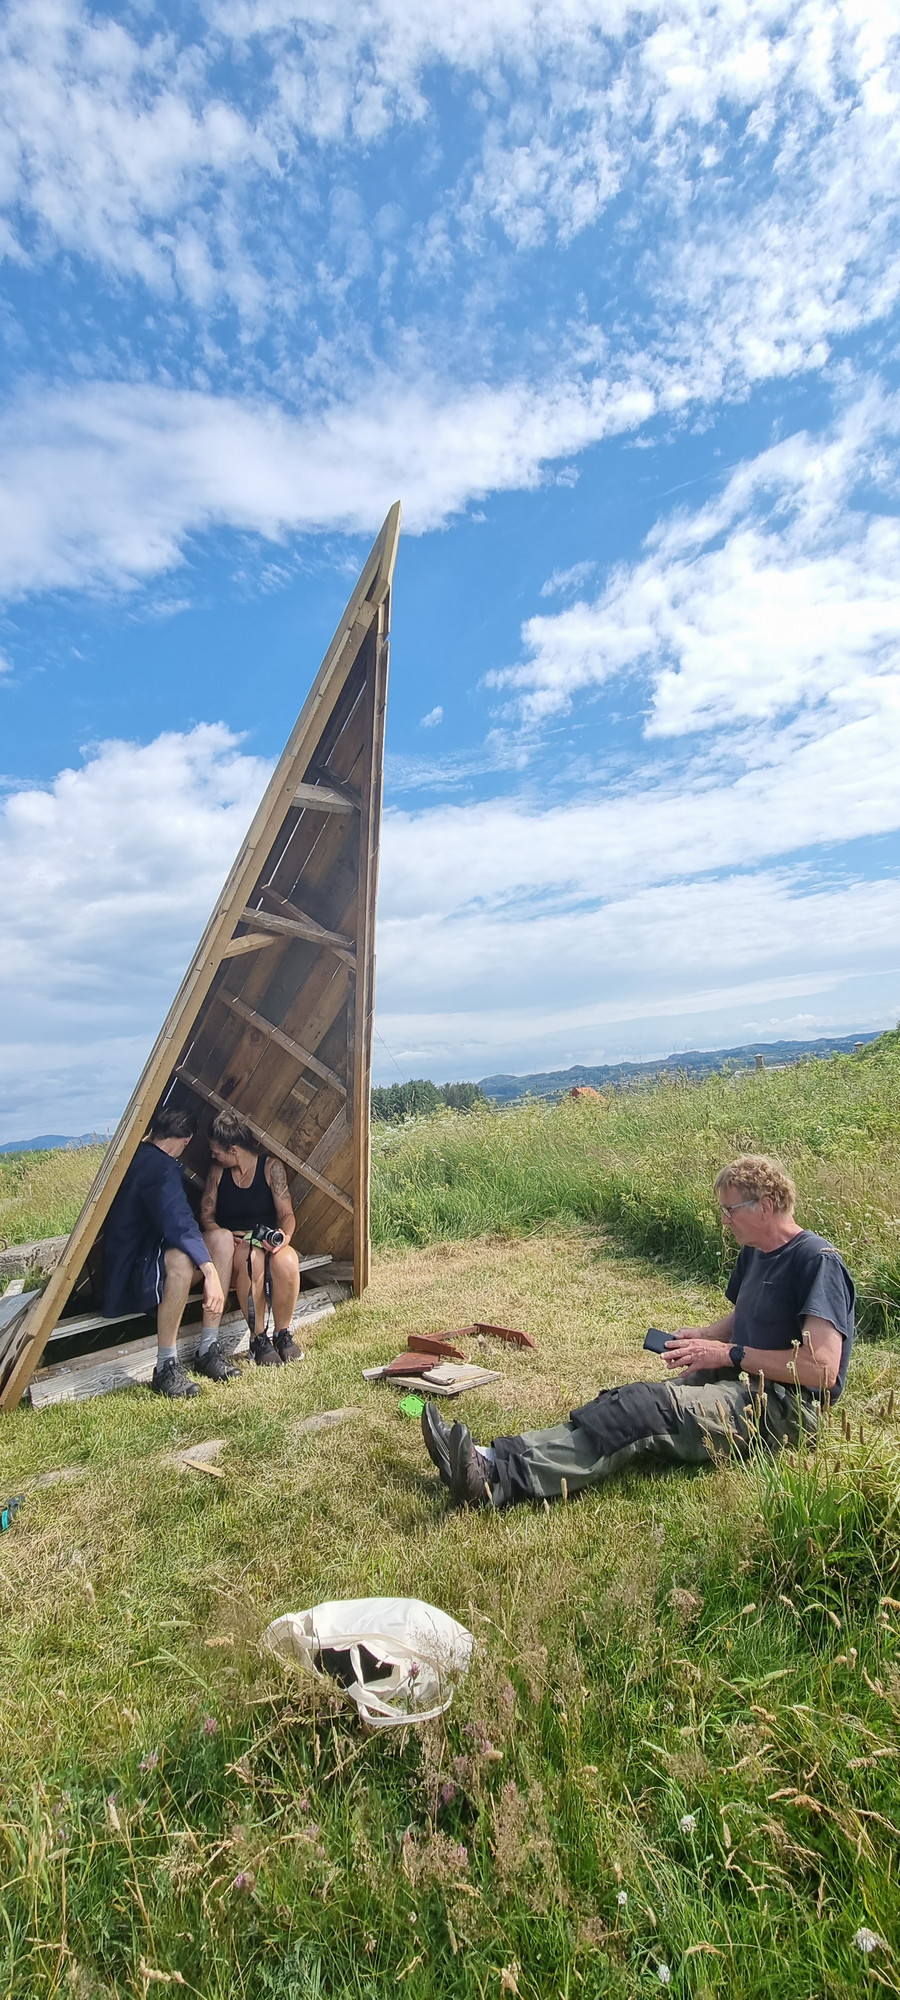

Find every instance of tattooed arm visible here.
[266,1156,296,1239]
[200,1163,223,1233]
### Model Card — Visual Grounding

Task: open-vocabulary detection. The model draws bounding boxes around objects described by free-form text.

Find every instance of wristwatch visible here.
[728,1343,746,1371]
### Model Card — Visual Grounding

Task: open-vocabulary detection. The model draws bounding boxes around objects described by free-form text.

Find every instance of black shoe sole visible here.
[422,1403,452,1485]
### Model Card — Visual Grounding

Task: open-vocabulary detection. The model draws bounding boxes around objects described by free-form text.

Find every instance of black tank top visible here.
[215,1155,278,1234]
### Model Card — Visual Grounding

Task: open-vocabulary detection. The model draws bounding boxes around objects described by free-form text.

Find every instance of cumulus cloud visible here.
[495,394,900,736]
[0,726,270,1138]
[1,688,897,1133]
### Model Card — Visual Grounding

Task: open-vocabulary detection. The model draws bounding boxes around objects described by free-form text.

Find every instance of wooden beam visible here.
[243,903,356,968]
[222,932,280,959]
[292,781,358,815]
[220,995,347,1097]
[352,623,392,1294]
[307,765,362,809]
[175,1067,354,1214]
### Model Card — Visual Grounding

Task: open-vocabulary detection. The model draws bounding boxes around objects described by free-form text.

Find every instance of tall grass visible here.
[0,1145,104,1251]
[372,1033,900,1336]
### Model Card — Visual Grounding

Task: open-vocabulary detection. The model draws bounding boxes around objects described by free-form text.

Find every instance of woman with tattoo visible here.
[200,1109,303,1367]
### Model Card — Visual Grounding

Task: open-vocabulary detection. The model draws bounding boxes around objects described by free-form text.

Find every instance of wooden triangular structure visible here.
[0,503,401,1412]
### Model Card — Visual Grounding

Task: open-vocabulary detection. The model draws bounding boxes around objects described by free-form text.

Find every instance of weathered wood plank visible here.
[247,899,356,966]
[292,782,358,814]
[220,995,347,1096]
[222,932,281,959]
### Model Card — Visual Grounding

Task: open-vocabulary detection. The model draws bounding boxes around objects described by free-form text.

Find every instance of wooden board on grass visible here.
[1,504,401,1412]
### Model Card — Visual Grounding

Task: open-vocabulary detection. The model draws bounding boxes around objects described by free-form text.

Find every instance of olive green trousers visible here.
[490,1370,819,1507]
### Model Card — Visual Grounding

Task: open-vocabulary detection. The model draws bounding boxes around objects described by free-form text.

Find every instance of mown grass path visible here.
[0,1233,898,1999]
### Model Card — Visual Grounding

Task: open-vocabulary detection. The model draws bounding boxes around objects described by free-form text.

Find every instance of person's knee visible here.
[204,1225,234,1260]
[273,1244,299,1279]
[163,1248,196,1290]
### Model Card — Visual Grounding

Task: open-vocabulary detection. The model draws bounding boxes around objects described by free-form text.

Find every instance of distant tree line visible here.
[371,1079,488,1122]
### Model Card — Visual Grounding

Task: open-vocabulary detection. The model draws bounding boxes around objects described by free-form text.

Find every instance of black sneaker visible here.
[193,1341,240,1383]
[151,1357,201,1399]
[249,1332,281,1367]
[422,1401,453,1486]
[273,1328,304,1364]
[448,1422,494,1508]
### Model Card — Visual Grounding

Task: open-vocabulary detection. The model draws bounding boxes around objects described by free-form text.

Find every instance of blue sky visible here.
[0,0,898,1138]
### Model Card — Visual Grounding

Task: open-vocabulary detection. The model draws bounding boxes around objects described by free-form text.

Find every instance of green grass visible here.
[0,1145,105,1256]
[1,1042,899,1994]
[0,1234,898,2000]
[372,1030,900,1336]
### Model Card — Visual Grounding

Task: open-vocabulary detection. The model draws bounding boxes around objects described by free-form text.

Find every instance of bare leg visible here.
[157,1248,197,1353]
[231,1242,266,1334]
[269,1245,300,1329]
[202,1227,236,1324]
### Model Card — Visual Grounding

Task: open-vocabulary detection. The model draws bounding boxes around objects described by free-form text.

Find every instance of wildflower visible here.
[657,1966,672,1986]
[201,1715,218,1736]
[440,1781,458,1806]
[679,1813,697,1834]
[617,1889,628,1907]
[854,1927,886,1954]
[139,1749,160,1772]
[232,1869,256,1892]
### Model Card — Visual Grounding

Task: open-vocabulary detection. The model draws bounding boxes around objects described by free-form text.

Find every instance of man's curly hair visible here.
[714,1155,796,1213]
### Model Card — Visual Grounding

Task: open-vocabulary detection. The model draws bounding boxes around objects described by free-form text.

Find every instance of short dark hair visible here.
[149,1104,197,1142]
[210,1109,259,1155]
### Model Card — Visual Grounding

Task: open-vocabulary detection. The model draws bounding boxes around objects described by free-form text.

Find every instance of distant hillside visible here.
[479,1032,884,1102]
[0,1133,103,1156]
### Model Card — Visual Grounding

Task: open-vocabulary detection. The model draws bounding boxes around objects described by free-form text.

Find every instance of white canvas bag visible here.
[264,1596,474,1729]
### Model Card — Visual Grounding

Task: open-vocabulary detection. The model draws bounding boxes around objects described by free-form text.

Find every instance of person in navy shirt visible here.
[103,1104,227,1398]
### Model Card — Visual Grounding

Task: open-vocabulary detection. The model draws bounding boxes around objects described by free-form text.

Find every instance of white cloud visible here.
[420,705,443,727]
[0,370,657,598]
[0,0,895,397]
[496,395,900,735]
[0,0,275,310]
[1,703,897,1132]
[0,725,270,1139]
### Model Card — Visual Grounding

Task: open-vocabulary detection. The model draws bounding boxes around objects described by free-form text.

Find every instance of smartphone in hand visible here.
[643,1326,672,1356]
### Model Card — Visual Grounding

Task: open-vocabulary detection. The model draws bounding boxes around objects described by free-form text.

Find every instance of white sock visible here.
[199,1326,219,1356]
[478,1444,496,1468]
[157,1339,177,1368]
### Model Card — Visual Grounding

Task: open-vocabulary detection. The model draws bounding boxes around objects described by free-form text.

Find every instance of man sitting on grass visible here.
[103,1105,228,1399]
[422,1155,855,1508]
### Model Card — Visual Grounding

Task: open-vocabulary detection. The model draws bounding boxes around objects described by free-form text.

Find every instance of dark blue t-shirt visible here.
[725,1229,855,1401]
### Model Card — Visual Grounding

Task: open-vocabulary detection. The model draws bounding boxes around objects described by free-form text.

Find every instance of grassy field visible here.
[5,1035,900,1332]
[0,1234,899,1999]
[1,1042,899,1996]
[371,1033,900,1337]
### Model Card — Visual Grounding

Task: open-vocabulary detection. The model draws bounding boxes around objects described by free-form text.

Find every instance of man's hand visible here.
[663,1333,731,1374]
[201,1261,225,1318]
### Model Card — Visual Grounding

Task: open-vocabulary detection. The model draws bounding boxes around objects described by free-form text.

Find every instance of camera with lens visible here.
[246,1225,286,1252]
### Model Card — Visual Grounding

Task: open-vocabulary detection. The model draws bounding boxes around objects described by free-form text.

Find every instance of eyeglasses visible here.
[718,1199,757,1217]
